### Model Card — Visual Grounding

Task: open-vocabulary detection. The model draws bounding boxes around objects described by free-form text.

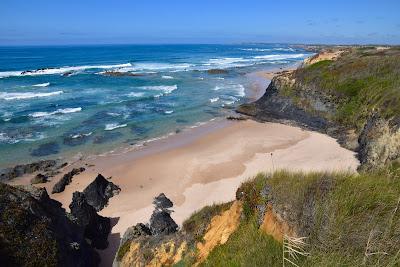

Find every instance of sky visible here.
[0,0,399,45]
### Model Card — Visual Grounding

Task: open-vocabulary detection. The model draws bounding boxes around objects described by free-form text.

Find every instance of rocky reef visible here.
[0,183,100,266]
[82,174,121,211]
[0,160,59,182]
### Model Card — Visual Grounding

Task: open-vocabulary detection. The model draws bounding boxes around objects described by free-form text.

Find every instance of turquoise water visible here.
[0,44,310,167]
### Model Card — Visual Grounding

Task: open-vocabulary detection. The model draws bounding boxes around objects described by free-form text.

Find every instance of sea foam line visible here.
[33,82,50,87]
[0,91,63,100]
[105,123,127,131]
[0,63,132,78]
[30,107,82,118]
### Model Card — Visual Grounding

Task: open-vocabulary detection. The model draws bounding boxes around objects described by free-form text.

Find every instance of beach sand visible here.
[10,119,359,265]
[7,67,359,266]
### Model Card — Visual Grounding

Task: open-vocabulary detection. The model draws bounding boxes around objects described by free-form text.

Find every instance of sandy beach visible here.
[7,68,359,266]
[10,119,359,265]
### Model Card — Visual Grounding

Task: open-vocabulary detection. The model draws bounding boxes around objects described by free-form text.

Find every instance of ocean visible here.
[0,44,311,168]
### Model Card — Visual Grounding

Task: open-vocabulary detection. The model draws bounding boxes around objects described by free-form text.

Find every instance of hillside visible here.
[238,46,400,170]
[114,46,400,266]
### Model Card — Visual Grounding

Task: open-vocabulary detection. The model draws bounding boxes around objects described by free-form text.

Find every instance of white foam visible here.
[118,63,192,73]
[71,132,92,139]
[33,82,50,87]
[212,84,245,97]
[0,63,132,78]
[162,75,174,79]
[105,123,127,131]
[254,53,305,60]
[209,97,219,103]
[106,112,121,117]
[128,92,145,98]
[239,48,295,52]
[30,107,82,118]
[0,91,63,100]
[235,84,245,97]
[0,132,46,144]
[164,110,174,114]
[139,85,177,95]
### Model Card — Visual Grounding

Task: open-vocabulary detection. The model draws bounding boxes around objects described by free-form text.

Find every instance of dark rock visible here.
[149,210,178,236]
[30,173,48,184]
[237,79,328,131]
[62,71,74,77]
[93,132,123,144]
[102,71,145,77]
[226,115,247,121]
[83,174,121,211]
[0,183,100,266]
[149,193,178,235]
[0,160,57,181]
[153,193,173,211]
[31,142,60,157]
[63,134,91,147]
[52,167,85,194]
[121,223,151,245]
[69,191,111,249]
[207,69,228,74]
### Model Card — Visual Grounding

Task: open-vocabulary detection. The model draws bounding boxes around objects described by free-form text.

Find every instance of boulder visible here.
[149,210,178,235]
[153,193,173,210]
[30,173,48,184]
[69,191,111,249]
[83,174,121,211]
[149,193,178,235]
[52,167,85,194]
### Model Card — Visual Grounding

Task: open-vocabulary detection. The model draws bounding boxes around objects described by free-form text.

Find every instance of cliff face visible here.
[238,46,400,170]
[0,183,100,267]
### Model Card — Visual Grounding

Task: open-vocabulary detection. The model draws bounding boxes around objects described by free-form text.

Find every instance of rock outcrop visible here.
[0,160,58,181]
[0,183,100,266]
[82,174,121,211]
[52,167,85,194]
[114,193,179,266]
[237,47,400,170]
[358,114,400,169]
[69,191,111,249]
[149,193,178,235]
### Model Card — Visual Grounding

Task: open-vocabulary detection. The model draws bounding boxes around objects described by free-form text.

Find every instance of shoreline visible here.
[6,64,360,266]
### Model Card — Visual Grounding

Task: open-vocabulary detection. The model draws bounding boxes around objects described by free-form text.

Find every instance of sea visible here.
[0,44,311,168]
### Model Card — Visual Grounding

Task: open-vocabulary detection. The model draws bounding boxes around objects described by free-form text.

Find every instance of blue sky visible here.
[0,0,399,45]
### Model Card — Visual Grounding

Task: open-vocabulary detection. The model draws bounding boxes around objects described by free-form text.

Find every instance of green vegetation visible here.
[198,167,400,266]
[116,240,131,261]
[201,217,282,267]
[291,47,400,129]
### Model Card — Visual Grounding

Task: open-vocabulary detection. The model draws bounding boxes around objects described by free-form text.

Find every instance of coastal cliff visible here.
[238,46,400,169]
[114,170,400,266]
[115,46,400,266]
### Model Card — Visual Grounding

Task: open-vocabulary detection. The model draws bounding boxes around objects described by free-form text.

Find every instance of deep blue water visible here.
[0,44,310,167]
